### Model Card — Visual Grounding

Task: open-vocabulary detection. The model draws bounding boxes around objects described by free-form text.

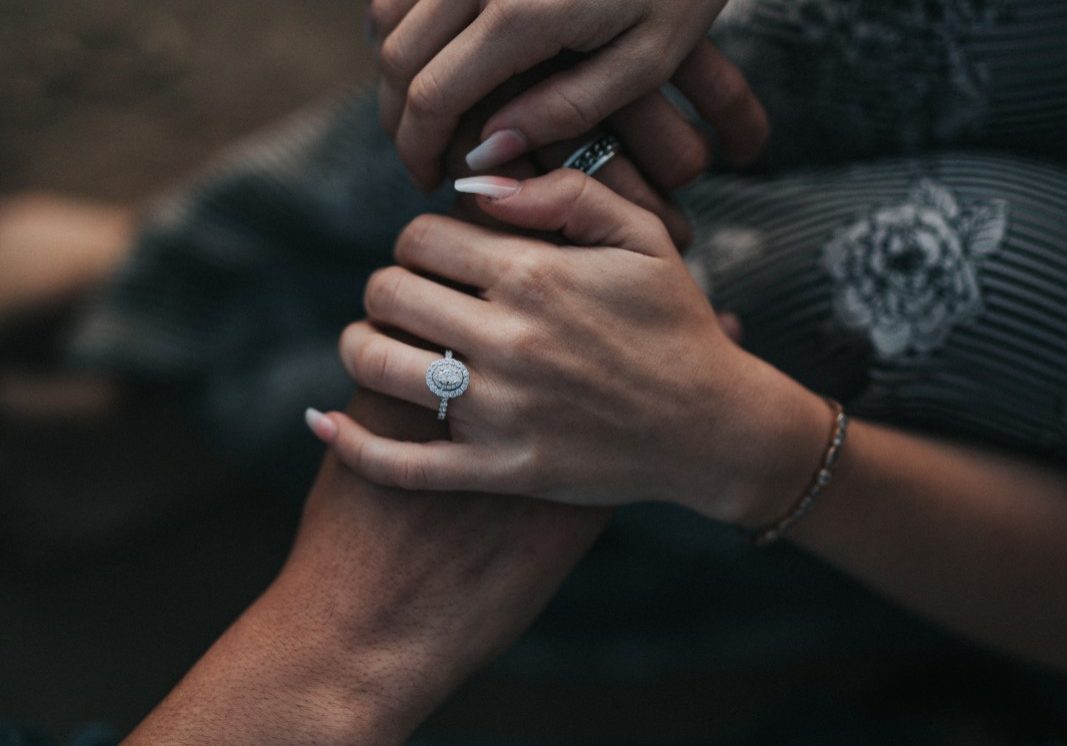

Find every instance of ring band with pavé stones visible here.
[563,134,621,177]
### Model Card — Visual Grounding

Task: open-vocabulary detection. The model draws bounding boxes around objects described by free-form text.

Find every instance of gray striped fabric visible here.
[681,152,1067,461]
[713,0,1067,167]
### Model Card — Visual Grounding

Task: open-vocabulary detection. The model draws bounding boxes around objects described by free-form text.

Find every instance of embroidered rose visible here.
[823,179,1007,359]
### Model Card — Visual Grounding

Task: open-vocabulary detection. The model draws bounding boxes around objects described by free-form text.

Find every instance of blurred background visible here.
[0,0,373,738]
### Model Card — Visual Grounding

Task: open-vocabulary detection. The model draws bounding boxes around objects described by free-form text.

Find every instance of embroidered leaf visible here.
[963,199,1008,257]
[911,179,960,219]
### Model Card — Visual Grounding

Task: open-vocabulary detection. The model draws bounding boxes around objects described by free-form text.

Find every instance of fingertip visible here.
[305,408,339,444]
[724,115,770,169]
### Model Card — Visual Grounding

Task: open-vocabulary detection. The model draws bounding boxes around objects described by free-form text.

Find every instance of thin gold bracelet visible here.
[751,398,848,547]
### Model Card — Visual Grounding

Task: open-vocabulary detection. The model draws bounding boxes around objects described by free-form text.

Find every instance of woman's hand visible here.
[367,0,769,190]
[312,170,827,525]
[440,75,698,248]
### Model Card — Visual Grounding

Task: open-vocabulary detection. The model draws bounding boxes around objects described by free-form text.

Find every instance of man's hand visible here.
[125,390,609,745]
[368,0,769,189]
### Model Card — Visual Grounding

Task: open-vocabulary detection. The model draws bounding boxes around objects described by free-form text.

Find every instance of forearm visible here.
[754,409,1067,669]
[127,391,608,743]
[126,464,455,746]
[124,552,415,746]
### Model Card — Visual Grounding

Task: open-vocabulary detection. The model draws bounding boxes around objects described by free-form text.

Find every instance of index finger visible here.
[395,3,646,190]
[393,4,562,188]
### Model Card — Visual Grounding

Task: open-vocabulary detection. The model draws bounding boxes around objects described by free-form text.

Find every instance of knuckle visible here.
[389,455,428,491]
[338,322,365,377]
[637,204,671,241]
[546,168,592,213]
[549,86,603,135]
[354,336,393,389]
[364,266,407,318]
[619,185,660,223]
[407,68,448,118]
[333,418,362,469]
[378,35,412,86]
[631,35,674,83]
[485,0,527,36]
[556,166,590,193]
[394,214,439,262]
[368,0,401,33]
[504,252,559,305]
[518,445,551,493]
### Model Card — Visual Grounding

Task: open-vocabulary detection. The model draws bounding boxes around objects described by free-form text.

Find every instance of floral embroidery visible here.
[823,179,1008,359]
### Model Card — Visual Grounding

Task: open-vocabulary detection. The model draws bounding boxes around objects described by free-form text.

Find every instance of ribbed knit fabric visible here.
[682,151,1067,461]
[713,0,1067,167]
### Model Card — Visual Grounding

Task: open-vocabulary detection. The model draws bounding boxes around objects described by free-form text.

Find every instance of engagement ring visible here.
[426,350,470,421]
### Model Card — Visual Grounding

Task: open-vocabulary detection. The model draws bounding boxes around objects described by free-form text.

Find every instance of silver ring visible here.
[563,134,621,177]
[425,350,470,421]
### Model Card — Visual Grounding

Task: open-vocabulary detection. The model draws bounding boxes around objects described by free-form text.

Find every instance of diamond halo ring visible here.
[426,350,470,421]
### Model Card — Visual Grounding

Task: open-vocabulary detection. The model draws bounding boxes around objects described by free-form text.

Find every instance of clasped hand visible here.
[368,0,768,189]
[313,171,820,525]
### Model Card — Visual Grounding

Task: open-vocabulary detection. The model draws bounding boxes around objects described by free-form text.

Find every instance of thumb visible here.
[454,170,673,256]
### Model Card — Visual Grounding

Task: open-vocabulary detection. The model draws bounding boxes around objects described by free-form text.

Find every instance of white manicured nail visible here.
[454,176,522,199]
[305,408,338,443]
[465,129,527,171]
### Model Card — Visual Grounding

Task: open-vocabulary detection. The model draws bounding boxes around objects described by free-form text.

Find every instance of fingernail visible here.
[465,129,527,171]
[454,176,522,199]
[305,408,338,444]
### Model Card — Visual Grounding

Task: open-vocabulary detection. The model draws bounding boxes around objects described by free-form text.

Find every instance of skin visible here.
[318,171,1067,672]
[125,390,609,745]
[327,171,793,518]
[367,0,768,189]
[124,69,712,744]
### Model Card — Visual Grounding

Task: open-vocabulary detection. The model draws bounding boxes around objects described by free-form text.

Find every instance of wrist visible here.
[679,354,830,529]
[259,566,451,745]
[124,567,434,746]
[274,523,480,744]
[732,375,834,530]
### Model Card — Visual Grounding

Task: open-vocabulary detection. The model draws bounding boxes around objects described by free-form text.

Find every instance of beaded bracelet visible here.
[751,399,849,547]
